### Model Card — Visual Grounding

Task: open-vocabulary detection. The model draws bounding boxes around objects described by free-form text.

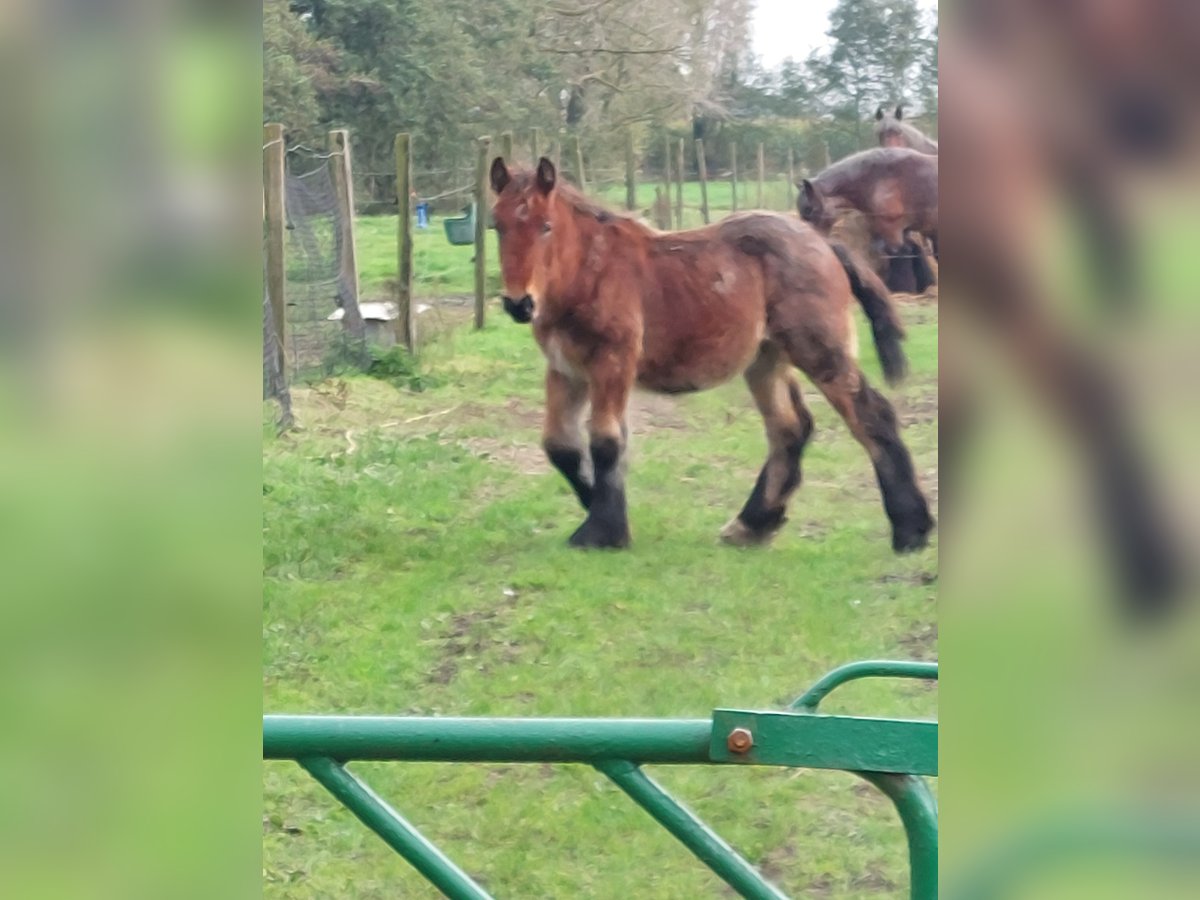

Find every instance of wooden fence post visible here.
[624,129,637,211]
[263,123,287,367]
[395,132,415,351]
[787,147,796,209]
[328,129,364,335]
[500,131,514,162]
[729,142,738,213]
[695,139,709,224]
[756,142,765,208]
[474,136,491,330]
[662,135,672,229]
[675,138,684,228]
[554,130,564,170]
[531,127,542,163]
[573,134,587,192]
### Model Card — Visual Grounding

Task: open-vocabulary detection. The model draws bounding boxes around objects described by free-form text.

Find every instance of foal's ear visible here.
[535,156,556,194]
[875,105,885,121]
[894,104,904,120]
[490,157,511,194]
[800,178,820,204]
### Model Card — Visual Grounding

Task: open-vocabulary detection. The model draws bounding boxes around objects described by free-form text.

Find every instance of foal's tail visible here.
[830,242,908,385]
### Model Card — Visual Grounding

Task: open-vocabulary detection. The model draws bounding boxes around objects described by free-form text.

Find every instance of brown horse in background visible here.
[798,147,939,294]
[490,157,933,553]
[875,105,939,155]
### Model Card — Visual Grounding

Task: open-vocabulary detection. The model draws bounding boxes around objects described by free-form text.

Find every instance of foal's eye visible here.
[541,222,552,235]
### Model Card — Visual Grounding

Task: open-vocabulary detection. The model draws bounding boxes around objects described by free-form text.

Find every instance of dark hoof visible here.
[568,518,631,549]
[892,515,935,554]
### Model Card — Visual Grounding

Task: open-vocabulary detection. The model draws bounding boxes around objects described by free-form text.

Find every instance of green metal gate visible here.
[263,659,937,899]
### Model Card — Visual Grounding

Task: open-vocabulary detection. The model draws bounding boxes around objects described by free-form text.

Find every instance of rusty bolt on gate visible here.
[726,727,754,754]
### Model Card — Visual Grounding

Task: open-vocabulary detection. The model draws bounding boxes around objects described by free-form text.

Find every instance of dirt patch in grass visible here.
[629,391,689,431]
[426,593,524,686]
[877,571,937,588]
[460,436,549,476]
[499,397,544,429]
[755,841,801,887]
[895,386,938,428]
[851,868,900,893]
[456,391,692,475]
[897,621,938,658]
[898,288,939,309]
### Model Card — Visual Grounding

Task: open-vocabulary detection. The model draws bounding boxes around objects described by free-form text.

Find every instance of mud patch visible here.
[851,868,899,893]
[897,621,938,658]
[896,389,938,427]
[756,841,801,887]
[877,571,937,587]
[457,391,690,475]
[426,593,524,686]
[459,436,549,476]
[629,391,689,431]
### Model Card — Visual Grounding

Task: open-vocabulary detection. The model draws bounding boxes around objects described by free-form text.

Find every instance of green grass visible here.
[592,175,797,225]
[263,289,938,897]
[355,216,501,300]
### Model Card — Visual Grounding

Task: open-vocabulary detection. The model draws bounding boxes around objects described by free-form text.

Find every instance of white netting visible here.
[282,152,368,379]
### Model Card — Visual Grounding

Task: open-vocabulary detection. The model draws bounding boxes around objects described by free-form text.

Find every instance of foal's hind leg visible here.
[810,365,934,552]
[721,344,815,546]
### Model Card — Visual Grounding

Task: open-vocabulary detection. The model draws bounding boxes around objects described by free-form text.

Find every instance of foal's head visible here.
[797,179,837,234]
[490,156,566,323]
[875,104,909,149]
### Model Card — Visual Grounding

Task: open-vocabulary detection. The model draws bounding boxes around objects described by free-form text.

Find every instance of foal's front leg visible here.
[543,369,593,510]
[568,359,633,549]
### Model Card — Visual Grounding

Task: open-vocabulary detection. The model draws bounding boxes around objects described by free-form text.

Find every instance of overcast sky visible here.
[751,0,938,69]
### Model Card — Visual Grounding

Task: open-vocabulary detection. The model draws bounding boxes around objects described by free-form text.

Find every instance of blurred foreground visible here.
[0,1,1195,896]
[942,0,1200,896]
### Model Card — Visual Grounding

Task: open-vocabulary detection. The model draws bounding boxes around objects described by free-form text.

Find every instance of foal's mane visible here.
[509,170,641,230]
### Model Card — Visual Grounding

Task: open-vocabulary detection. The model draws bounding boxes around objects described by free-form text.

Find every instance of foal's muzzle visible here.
[502,294,534,324]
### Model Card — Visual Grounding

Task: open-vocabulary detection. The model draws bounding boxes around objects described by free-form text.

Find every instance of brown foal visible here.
[490,157,933,553]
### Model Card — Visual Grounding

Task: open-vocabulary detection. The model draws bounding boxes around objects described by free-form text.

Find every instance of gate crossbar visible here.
[264,661,938,900]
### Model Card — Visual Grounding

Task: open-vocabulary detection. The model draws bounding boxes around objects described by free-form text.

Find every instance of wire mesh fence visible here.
[282,151,369,382]
[263,256,293,432]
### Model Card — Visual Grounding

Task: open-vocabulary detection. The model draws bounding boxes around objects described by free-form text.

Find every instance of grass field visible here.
[265,196,938,898]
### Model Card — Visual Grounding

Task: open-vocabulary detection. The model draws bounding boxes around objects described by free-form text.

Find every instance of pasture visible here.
[263,237,938,895]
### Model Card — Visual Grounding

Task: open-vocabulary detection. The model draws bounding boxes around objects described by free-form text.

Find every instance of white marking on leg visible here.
[544,335,581,377]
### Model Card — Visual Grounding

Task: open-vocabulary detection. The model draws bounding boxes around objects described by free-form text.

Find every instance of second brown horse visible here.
[490,157,933,553]
[875,105,939,154]
[798,147,939,294]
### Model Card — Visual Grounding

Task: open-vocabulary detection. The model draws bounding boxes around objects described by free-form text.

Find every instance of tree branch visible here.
[611,102,679,128]
[545,0,618,17]
[539,44,684,57]
[577,73,625,93]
